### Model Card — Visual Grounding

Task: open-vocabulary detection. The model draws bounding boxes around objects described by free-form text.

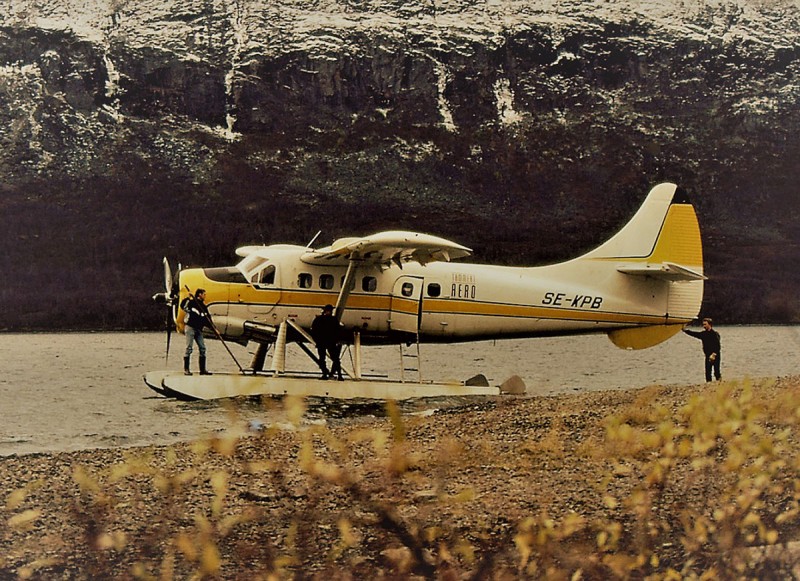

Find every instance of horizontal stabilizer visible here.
[617,262,707,281]
[607,324,685,350]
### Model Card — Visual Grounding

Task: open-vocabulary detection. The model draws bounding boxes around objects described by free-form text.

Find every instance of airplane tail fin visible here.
[582,183,705,349]
[583,183,704,272]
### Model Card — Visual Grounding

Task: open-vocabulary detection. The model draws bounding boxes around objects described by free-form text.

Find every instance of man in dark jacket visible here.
[181,288,213,376]
[683,317,721,382]
[311,304,342,380]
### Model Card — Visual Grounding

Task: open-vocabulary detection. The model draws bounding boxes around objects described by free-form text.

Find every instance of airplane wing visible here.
[616,261,706,281]
[301,231,472,267]
[235,246,266,258]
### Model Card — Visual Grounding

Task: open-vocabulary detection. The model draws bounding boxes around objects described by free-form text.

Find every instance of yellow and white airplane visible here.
[148,182,704,400]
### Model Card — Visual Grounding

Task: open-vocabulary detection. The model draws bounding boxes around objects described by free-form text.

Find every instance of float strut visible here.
[271,321,288,375]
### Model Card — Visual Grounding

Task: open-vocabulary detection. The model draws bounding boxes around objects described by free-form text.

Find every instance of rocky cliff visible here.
[1,0,799,329]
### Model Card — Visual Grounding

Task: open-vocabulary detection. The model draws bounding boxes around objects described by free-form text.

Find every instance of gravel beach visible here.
[2,376,799,579]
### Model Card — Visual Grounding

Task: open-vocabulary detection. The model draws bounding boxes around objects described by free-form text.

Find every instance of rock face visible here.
[1,0,799,328]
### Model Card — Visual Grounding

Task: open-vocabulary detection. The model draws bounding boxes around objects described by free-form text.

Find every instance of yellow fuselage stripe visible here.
[223,288,679,326]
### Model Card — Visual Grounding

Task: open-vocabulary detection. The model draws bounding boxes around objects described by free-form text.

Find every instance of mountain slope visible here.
[1,0,798,329]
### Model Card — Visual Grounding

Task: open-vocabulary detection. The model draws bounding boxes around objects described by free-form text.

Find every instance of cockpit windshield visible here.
[254,265,275,285]
[237,255,276,285]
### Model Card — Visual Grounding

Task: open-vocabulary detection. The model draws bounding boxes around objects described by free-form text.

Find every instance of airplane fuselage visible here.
[155,182,704,385]
[179,243,697,345]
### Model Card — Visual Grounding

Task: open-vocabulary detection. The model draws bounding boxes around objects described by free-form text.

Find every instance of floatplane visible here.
[144,182,705,401]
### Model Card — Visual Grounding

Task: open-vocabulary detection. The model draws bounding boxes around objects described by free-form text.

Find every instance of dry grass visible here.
[3,377,800,579]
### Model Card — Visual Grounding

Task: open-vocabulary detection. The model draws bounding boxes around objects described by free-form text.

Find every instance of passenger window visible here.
[401,282,414,297]
[362,276,377,292]
[298,273,312,289]
[341,276,356,290]
[319,274,334,290]
[427,283,441,297]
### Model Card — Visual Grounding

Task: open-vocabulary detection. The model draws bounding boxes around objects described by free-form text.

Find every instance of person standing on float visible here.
[181,288,213,376]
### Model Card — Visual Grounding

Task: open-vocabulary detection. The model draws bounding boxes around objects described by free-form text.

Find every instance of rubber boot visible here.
[184,357,192,376]
[331,347,343,381]
[200,356,212,375]
[331,359,343,381]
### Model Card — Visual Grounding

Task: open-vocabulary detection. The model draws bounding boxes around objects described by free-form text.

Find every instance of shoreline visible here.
[2,369,796,460]
[1,323,799,332]
[3,377,800,577]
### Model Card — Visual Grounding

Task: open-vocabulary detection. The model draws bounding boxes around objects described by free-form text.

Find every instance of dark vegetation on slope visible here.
[1,3,799,330]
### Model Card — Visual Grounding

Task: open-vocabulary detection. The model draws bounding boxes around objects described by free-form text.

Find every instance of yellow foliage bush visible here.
[1,378,799,578]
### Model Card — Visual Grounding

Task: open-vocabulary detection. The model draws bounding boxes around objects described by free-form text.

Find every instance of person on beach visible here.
[311,304,343,380]
[683,317,721,382]
[181,288,213,376]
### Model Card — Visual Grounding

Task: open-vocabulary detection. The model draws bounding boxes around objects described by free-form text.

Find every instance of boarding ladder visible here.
[399,334,421,383]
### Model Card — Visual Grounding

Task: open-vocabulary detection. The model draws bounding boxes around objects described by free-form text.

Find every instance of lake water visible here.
[0,327,798,456]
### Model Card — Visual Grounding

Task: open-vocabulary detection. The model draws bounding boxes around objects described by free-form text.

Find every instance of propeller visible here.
[152,257,180,362]
[163,256,173,296]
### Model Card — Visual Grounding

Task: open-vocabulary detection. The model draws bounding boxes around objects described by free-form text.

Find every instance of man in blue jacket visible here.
[683,317,721,382]
[181,288,213,376]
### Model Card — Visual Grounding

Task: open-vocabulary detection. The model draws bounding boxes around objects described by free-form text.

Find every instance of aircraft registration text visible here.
[542,292,603,309]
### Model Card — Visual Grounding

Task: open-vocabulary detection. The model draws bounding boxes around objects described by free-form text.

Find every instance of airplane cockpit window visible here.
[319,274,334,290]
[254,264,275,285]
[362,276,377,292]
[204,267,247,284]
[401,282,414,297]
[298,273,313,289]
[427,283,441,297]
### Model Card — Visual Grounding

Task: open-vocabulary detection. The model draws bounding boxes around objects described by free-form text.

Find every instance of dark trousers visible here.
[317,344,342,378]
[705,354,721,382]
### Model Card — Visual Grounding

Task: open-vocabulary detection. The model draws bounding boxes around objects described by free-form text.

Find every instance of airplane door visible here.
[245,286,281,315]
[389,276,424,334]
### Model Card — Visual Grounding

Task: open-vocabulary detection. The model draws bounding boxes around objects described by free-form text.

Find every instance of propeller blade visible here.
[160,257,178,363]
[163,257,173,295]
[165,312,172,362]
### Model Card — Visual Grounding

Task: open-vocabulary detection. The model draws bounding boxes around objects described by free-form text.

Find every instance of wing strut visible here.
[335,259,359,322]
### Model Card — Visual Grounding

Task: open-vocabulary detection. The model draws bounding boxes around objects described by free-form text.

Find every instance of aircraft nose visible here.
[179,269,203,296]
[179,268,219,305]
